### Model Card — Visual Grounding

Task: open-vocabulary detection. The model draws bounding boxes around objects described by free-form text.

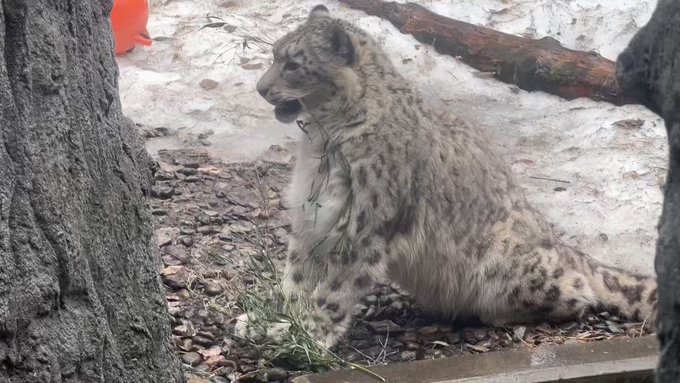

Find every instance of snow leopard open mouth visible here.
[274,99,302,123]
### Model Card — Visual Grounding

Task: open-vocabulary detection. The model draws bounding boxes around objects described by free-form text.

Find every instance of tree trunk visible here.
[340,0,636,106]
[616,0,680,381]
[0,1,182,382]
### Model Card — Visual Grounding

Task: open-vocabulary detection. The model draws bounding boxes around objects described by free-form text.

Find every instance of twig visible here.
[528,175,571,184]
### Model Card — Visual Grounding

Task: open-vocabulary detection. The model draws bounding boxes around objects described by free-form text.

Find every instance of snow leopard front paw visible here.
[233,313,291,343]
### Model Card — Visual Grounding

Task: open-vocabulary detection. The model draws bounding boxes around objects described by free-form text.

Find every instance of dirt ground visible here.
[141,126,653,383]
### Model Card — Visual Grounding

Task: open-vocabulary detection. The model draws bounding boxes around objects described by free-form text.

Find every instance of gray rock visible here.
[204,281,223,296]
[151,185,175,199]
[181,351,202,366]
[199,78,220,90]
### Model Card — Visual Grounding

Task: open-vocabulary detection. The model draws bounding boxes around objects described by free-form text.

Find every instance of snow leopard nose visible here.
[257,83,269,98]
[257,65,278,100]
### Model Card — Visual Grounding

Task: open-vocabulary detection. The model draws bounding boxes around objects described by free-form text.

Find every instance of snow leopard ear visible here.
[325,22,355,66]
[309,4,330,20]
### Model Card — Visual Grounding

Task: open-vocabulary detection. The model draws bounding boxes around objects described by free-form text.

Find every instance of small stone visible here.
[223,224,252,235]
[162,267,189,289]
[274,228,289,245]
[167,302,181,317]
[462,329,478,343]
[240,348,258,360]
[561,321,579,331]
[195,214,211,225]
[535,324,557,335]
[363,295,378,305]
[258,367,288,381]
[161,255,182,267]
[388,300,403,313]
[204,281,223,296]
[156,228,177,247]
[178,159,201,169]
[179,338,193,351]
[418,326,440,336]
[366,320,404,334]
[513,326,527,342]
[182,352,203,366]
[400,350,416,361]
[353,304,368,315]
[178,289,191,300]
[473,328,488,340]
[406,342,420,350]
[216,357,237,370]
[446,332,461,345]
[201,270,219,279]
[612,118,644,130]
[606,321,624,334]
[400,331,418,343]
[378,294,393,306]
[499,339,513,347]
[179,236,194,247]
[164,245,189,262]
[487,329,500,341]
[466,343,490,353]
[199,78,220,90]
[151,185,175,199]
[198,130,213,140]
[155,170,175,180]
[152,127,170,136]
[185,175,200,182]
[197,226,220,235]
[174,320,196,337]
[178,167,198,175]
[192,335,214,347]
[196,331,215,340]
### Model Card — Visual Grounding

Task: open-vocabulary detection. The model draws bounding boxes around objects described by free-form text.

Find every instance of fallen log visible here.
[339,0,637,106]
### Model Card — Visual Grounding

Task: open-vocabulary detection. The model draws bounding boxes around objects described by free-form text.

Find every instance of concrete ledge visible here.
[293,335,658,383]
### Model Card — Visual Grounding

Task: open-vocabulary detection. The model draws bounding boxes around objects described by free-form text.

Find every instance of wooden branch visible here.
[339,0,638,106]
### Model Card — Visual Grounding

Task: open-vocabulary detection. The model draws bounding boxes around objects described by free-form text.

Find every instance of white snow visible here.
[118,0,665,274]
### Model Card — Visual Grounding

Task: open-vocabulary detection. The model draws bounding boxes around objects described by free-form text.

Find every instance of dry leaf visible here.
[241,63,263,70]
[198,346,222,358]
[205,355,226,366]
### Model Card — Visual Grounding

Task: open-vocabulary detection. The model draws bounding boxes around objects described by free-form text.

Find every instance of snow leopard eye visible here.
[283,61,300,71]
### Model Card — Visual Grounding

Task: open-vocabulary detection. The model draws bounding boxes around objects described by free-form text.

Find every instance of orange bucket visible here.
[111,0,153,55]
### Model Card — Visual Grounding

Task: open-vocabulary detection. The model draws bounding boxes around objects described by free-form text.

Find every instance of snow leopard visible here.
[238,4,657,348]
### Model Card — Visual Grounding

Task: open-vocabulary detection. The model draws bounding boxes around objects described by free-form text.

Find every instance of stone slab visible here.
[294,335,658,383]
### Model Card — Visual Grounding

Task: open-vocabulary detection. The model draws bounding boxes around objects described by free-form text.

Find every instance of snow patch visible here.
[118,0,664,273]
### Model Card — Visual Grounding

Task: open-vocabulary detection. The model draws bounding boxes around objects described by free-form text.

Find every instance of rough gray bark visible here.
[617,0,680,381]
[0,1,182,382]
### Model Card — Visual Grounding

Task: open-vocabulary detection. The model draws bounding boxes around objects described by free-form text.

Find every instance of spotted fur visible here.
[240,5,657,348]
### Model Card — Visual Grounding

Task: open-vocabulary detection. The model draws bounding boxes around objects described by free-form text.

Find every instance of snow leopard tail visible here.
[554,246,657,326]
[502,242,657,327]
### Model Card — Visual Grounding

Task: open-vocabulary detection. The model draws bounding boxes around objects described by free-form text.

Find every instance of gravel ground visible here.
[141,126,654,383]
